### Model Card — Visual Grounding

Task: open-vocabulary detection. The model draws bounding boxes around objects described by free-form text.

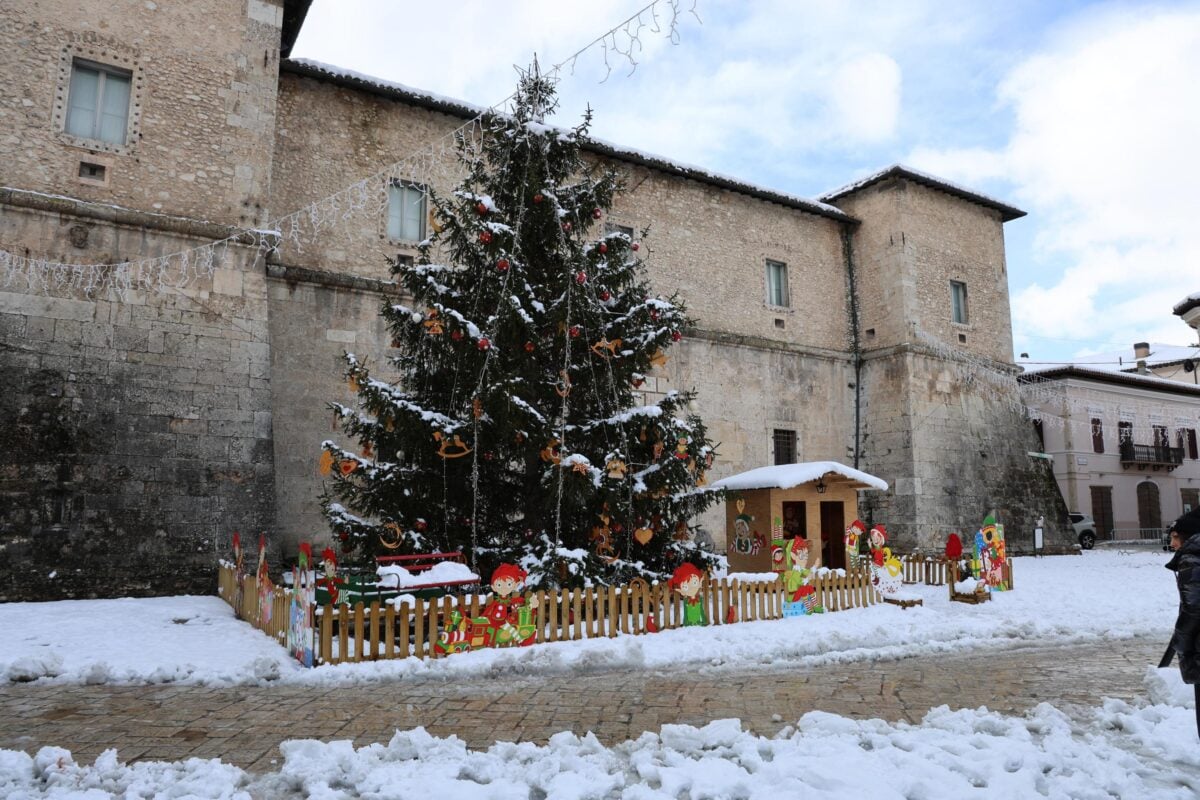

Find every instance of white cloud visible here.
[827,53,902,143]
[909,6,1200,349]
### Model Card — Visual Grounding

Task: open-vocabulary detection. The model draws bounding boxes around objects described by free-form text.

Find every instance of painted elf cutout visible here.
[731,510,766,558]
[782,537,822,616]
[845,519,866,570]
[288,543,315,667]
[976,515,1009,591]
[867,524,904,599]
[670,563,708,626]
[316,547,344,605]
[436,563,537,655]
[256,535,273,626]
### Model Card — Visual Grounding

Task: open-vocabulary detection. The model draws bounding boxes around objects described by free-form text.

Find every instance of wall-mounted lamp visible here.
[815,478,826,494]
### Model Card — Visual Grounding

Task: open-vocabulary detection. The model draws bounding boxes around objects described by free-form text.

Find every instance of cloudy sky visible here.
[292,0,1200,366]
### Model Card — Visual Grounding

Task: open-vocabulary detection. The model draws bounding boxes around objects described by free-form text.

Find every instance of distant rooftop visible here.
[1018,342,1200,396]
[1174,292,1200,316]
[819,164,1026,223]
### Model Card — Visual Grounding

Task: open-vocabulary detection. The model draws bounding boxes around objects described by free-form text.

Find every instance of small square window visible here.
[65,60,132,145]
[773,429,796,465]
[766,260,789,308]
[387,182,427,242]
[950,280,969,324]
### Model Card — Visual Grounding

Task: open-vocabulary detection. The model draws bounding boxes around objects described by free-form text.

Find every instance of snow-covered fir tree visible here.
[320,67,718,588]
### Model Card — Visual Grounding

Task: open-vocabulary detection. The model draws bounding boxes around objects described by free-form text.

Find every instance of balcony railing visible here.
[1119,440,1184,470]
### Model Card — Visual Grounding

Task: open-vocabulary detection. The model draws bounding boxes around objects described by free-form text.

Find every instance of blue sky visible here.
[292,0,1200,365]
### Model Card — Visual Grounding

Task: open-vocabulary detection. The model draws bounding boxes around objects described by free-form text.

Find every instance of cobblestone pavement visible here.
[0,638,1166,773]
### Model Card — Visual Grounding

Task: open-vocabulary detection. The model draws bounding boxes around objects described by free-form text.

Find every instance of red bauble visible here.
[612,523,623,533]
[598,242,608,254]
[533,193,544,204]
[337,531,349,541]
[562,222,572,232]
[524,341,535,352]
[415,519,427,531]
[476,202,488,216]
[479,231,492,244]
[477,338,491,351]
[671,331,682,342]
[569,325,581,338]
[650,310,659,321]
[633,378,644,388]
[599,290,611,302]
[483,451,494,461]
[575,271,587,285]
[451,329,463,341]
[496,258,510,272]
[632,242,640,251]
[592,208,602,219]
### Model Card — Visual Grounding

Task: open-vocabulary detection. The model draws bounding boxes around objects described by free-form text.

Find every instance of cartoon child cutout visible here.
[483,563,535,646]
[783,537,820,614]
[255,535,272,625]
[316,547,343,605]
[670,563,708,626]
[867,523,904,598]
[845,519,866,569]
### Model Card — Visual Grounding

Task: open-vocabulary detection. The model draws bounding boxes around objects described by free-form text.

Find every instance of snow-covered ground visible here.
[2,551,1198,798]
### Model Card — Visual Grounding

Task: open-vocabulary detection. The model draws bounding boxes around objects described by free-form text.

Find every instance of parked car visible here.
[1070,512,1097,549]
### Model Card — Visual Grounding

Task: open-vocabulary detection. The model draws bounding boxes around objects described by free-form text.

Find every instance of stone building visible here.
[0,0,1071,600]
[1019,342,1200,540]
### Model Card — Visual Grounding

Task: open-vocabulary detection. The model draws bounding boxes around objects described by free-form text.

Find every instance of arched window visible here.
[1136,481,1161,533]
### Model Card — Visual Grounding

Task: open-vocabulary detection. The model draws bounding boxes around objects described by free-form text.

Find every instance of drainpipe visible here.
[841,225,862,469]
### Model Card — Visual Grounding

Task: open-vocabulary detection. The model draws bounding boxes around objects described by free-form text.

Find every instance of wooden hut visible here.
[711,461,888,573]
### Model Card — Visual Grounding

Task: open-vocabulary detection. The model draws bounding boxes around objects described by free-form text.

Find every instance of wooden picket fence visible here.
[216,564,880,666]
[216,564,292,647]
[899,555,949,586]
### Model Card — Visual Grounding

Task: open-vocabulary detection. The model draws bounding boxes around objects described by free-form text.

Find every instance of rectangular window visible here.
[1153,425,1168,448]
[387,182,427,241]
[1090,418,1104,454]
[950,280,969,324]
[1032,418,1045,452]
[1090,486,1113,537]
[1118,420,1133,443]
[773,429,796,465]
[65,60,131,145]
[1183,488,1199,514]
[1189,429,1199,460]
[766,260,789,307]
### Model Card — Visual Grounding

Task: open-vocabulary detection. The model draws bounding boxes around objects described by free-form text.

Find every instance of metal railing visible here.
[1119,441,1184,468]
[1096,527,1169,547]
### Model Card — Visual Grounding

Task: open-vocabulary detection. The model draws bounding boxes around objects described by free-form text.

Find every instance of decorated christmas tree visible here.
[320,67,718,588]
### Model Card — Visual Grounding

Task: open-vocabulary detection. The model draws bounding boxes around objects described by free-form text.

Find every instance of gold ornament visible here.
[422,308,443,335]
[590,338,622,359]
[433,431,472,459]
[348,376,359,393]
[649,349,668,369]
[735,497,746,514]
[653,440,664,461]
[555,369,572,398]
[605,459,627,479]
[673,521,690,542]
[472,397,483,419]
[539,439,561,464]
[378,522,404,550]
[339,459,358,476]
[633,526,654,545]
[318,450,334,477]
[571,460,590,476]
[590,525,617,563]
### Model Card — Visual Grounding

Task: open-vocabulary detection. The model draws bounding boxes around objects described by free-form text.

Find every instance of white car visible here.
[1069,513,1097,549]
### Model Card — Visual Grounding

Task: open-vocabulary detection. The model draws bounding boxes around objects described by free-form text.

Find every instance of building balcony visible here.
[1119,441,1184,471]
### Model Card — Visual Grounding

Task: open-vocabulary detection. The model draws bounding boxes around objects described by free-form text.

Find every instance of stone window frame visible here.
[950,279,970,326]
[53,43,145,156]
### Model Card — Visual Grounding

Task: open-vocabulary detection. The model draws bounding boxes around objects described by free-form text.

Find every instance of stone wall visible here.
[0,199,274,600]
[0,0,283,228]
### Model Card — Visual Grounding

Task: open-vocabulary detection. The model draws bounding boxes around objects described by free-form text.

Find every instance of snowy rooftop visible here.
[818,164,1026,222]
[282,58,856,224]
[1018,342,1200,396]
[710,461,888,492]
[1174,291,1200,315]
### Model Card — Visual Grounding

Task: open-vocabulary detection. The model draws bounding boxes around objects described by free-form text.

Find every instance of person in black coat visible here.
[1166,507,1200,736]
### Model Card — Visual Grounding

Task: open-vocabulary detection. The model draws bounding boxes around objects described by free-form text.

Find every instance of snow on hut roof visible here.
[1174,292,1200,316]
[819,164,1026,222]
[280,59,856,224]
[711,461,888,492]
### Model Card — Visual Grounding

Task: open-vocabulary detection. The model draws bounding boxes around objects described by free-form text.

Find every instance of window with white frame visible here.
[65,60,132,145]
[950,280,969,324]
[766,259,789,307]
[387,182,427,242]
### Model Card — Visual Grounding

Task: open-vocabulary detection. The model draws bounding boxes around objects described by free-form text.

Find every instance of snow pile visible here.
[4,667,1199,798]
[710,461,888,491]
[375,561,479,589]
[954,576,979,593]
[0,552,1181,688]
